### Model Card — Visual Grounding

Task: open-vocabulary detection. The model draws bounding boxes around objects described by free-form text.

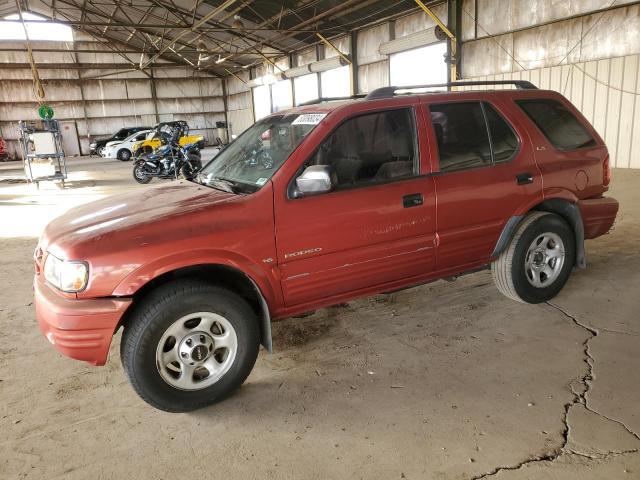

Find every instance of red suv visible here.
[34,81,618,412]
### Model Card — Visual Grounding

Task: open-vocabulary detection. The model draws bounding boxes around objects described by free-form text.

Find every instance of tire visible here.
[492,212,575,304]
[181,154,202,180]
[132,161,152,184]
[121,280,260,412]
[117,148,132,161]
[97,146,106,157]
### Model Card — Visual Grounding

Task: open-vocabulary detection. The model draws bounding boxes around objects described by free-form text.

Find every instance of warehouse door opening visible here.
[390,43,447,87]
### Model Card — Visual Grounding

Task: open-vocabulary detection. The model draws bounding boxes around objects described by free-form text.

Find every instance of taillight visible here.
[603,155,611,186]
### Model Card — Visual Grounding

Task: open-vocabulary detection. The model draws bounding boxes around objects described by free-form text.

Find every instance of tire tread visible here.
[491,211,551,304]
[121,279,259,412]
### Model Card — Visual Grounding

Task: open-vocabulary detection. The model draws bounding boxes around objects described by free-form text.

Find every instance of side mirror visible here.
[295,165,334,196]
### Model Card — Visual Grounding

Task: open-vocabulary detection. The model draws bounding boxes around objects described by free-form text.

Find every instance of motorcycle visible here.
[132,142,202,184]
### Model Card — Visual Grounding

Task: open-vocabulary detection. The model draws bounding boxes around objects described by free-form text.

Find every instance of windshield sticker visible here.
[256,177,268,186]
[292,113,327,125]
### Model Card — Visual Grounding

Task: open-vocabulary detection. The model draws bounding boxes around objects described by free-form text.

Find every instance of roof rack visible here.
[364,80,538,100]
[299,94,366,106]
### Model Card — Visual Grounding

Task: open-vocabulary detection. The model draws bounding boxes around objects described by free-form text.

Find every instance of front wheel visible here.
[120,280,260,412]
[492,212,575,304]
[117,148,132,161]
[97,146,106,157]
[132,161,152,184]
[180,154,202,180]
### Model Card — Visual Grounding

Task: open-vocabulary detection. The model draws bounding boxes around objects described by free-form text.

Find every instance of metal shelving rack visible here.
[18,119,68,187]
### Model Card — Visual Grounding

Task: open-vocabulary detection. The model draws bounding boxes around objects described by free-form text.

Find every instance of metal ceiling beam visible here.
[223,0,366,65]
[0,62,185,69]
[148,0,290,54]
[0,19,346,32]
[141,0,239,69]
[50,0,227,71]
[0,46,226,54]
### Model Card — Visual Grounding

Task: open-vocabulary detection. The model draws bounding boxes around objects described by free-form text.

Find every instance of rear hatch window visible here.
[516,99,596,151]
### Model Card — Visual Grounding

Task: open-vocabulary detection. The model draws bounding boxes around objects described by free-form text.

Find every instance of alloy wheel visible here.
[155,312,238,391]
[524,232,565,288]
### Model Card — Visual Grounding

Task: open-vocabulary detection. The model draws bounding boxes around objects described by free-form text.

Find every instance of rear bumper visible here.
[578,196,619,239]
[34,279,131,365]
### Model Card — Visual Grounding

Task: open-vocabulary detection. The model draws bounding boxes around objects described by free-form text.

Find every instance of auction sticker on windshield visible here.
[292,113,327,125]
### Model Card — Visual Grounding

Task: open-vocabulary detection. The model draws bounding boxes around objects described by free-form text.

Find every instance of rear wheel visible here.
[492,212,575,304]
[121,280,260,412]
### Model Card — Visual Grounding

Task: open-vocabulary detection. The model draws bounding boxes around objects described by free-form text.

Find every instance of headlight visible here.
[43,253,88,292]
[90,143,97,148]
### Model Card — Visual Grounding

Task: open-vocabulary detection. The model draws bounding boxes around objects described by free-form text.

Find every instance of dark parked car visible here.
[90,127,151,156]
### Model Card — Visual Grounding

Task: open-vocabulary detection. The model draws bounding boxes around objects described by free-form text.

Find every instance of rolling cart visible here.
[18,119,68,188]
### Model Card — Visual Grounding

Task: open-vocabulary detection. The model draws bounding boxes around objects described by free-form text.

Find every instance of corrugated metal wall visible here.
[0,35,226,158]
[225,70,254,139]
[459,0,640,168]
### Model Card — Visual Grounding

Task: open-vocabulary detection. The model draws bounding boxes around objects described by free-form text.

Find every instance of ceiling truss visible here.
[3,0,439,77]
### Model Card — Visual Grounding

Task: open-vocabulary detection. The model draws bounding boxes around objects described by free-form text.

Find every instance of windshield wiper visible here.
[198,174,243,193]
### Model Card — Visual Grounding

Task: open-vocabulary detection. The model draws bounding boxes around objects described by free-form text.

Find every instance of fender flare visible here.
[113,250,279,352]
[492,199,586,269]
[248,277,273,353]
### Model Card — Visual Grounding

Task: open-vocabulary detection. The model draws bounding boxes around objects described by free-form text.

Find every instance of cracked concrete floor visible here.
[0,161,639,479]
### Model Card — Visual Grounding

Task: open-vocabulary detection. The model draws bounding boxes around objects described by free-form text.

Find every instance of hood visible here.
[41,181,238,258]
[105,140,121,147]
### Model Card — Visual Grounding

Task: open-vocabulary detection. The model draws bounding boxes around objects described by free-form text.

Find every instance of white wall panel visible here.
[324,35,350,58]
[357,23,389,66]
[228,108,254,138]
[227,70,250,95]
[465,0,639,40]
[155,78,223,98]
[357,60,389,94]
[461,5,640,77]
[395,4,448,37]
[296,46,316,66]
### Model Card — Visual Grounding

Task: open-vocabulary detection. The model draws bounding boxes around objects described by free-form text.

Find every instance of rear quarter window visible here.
[516,99,596,151]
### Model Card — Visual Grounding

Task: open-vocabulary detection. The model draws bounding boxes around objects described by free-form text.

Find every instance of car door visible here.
[272,104,437,307]
[423,95,542,270]
[128,132,148,150]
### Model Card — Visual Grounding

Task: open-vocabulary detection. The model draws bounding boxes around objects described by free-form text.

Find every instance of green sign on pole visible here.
[38,105,54,119]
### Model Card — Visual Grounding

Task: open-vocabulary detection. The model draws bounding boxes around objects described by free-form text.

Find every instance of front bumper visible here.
[34,279,131,365]
[103,147,117,158]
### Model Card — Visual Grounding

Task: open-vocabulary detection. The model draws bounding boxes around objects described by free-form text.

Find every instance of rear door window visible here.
[429,102,492,172]
[483,103,519,163]
[516,99,595,150]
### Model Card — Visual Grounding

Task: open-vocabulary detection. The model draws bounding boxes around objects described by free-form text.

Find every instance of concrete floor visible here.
[1,156,639,479]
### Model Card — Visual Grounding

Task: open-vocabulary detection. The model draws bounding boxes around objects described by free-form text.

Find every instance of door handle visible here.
[403,193,424,208]
[516,172,534,185]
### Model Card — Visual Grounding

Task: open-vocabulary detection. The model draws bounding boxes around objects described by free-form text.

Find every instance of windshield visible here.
[197,113,321,193]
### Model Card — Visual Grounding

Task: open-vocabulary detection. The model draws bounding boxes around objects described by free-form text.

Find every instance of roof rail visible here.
[298,94,366,106]
[364,80,538,100]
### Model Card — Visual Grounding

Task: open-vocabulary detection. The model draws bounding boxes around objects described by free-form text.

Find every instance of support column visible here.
[149,68,160,123]
[447,0,462,81]
[350,30,359,95]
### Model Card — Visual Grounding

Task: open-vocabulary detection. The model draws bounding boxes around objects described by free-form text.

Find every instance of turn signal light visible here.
[603,154,611,186]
